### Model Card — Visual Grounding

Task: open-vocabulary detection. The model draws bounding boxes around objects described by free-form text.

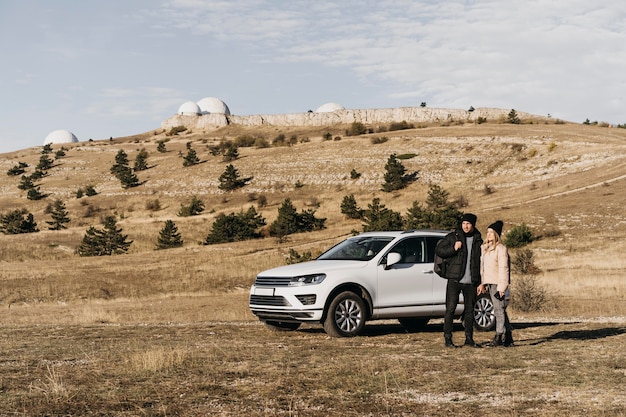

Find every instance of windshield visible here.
[317,236,394,261]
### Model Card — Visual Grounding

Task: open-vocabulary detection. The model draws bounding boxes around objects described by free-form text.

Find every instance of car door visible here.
[374,237,435,318]
[426,236,449,314]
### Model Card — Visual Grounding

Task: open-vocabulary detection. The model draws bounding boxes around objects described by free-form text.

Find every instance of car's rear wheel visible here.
[323,291,366,337]
[398,317,430,332]
[474,294,496,331]
[264,321,301,331]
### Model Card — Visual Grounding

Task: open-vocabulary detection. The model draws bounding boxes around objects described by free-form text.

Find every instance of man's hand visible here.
[454,241,462,251]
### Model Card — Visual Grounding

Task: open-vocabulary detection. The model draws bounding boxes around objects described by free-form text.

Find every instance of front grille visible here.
[254,276,292,286]
[296,294,316,305]
[249,295,291,307]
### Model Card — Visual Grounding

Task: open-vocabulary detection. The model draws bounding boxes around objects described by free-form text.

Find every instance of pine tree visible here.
[404,201,430,229]
[381,154,417,192]
[218,164,253,191]
[340,194,363,219]
[27,187,45,200]
[6,162,28,176]
[117,165,140,188]
[0,209,38,234]
[156,141,167,153]
[182,142,200,166]
[361,198,404,232]
[37,154,53,171]
[77,216,132,256]
[18,175,35,190]
[134,149,149,171]
[41,143,53,154]
[110,149,130,176]
[204,207,266,244]
[46,199,71,230]
[156,220,183,249]
[425,184,450,209]
[268,198,325,240]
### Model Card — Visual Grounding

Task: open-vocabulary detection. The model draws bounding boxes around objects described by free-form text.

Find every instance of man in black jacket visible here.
[436,213,483,348]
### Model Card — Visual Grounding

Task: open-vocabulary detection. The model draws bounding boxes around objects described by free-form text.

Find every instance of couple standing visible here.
[435,213,514,348]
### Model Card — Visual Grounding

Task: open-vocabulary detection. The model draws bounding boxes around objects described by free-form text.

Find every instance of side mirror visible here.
[385,252,402,269]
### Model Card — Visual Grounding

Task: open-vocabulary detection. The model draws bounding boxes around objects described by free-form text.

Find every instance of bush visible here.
[511,248,541,275]
[286,248,313,264]
[268,198,326,240]
[504,223,535,248]
[178,196,205,217]
[511,275,547,312]
[345,122,367,136]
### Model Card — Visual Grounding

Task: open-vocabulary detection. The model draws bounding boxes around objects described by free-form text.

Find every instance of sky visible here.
[1,0,625,154]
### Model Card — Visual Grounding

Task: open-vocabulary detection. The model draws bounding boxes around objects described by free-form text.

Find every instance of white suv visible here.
[249,230,495,337]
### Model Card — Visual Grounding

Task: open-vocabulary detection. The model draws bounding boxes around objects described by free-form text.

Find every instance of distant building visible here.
[316,102,345,112]
[177,101,201,116]
[44,129,79,145]
[197,97,231,115]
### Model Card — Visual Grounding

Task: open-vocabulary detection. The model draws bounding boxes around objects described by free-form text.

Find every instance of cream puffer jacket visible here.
[480,243,510,294]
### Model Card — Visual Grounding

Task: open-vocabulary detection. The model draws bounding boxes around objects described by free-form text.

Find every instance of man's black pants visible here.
[443,279,476,340]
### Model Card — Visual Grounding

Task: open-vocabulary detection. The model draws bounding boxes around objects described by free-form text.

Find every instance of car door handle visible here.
[423,270,434,274]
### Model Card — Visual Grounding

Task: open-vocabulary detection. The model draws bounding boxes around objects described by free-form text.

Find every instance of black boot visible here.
[464,336,482,348]
[503,331,515,347]
[444,335,459,348]
[486,333,503,347]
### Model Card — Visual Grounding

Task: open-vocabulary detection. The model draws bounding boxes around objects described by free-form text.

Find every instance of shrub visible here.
[511,275,547,312]
[145,199,161,211]
[504,223,535,248]
[370,136,388,145]
[345,122,367,136]
[388,121,415,131]
[507,109,521,124]
[286,248,313,264]
[166,126,187,136]
[350,169,361,179]
[178,196,205,217]
[511,248,541,275]
[7,162,28,176]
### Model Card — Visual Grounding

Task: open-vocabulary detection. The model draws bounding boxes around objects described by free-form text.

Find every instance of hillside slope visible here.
[0,118,625,309]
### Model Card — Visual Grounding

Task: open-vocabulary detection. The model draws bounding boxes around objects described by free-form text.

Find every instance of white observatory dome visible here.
[178,101,201,116]
[197,97,231,115]
[316,102,345,112]
[44,129,79,145]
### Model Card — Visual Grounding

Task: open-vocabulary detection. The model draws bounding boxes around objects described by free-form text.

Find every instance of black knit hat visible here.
[461,213,477,226]
[488,220,504,237]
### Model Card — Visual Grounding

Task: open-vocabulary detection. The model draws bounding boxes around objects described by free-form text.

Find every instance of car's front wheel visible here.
[264,321,301,332]
[473,294,496,331]
[323,291,366,337]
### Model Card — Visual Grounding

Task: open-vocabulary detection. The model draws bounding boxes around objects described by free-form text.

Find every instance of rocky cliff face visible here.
[160,107,547,131]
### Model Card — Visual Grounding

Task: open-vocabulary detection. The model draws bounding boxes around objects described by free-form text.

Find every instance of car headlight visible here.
[288,273,326,286]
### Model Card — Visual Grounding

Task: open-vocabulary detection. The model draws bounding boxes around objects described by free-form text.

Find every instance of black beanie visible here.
[488,220,504,237]
[461,213,477,226]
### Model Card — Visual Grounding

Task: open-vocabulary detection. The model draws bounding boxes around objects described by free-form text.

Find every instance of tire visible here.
[398,317,430,332]
[323,291,367,337]
[473,294,496,331]
[264,321,301,332]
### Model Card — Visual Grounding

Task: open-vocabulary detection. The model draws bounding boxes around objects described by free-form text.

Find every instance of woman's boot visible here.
[504,331,515,347]
[486,333,503,347]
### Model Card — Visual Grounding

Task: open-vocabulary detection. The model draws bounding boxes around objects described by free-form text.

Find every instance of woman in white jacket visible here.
[478,220,514,347]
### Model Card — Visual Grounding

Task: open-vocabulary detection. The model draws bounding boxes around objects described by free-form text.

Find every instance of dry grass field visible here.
[0,116,625,415]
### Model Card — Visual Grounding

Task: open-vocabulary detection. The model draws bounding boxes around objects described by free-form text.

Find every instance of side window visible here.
[425,236,441,263]
[389,237,426,264]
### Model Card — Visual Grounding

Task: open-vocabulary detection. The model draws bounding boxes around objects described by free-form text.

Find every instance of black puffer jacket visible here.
[436,228,482,285]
